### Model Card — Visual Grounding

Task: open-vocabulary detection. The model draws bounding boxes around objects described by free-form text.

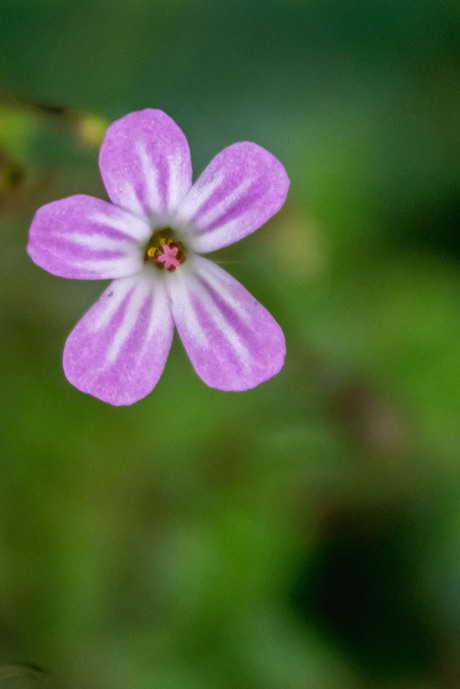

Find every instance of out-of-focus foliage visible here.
[1,1,460,688]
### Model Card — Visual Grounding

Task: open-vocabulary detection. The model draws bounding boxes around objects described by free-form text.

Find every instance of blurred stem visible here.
[0,662,45,683]
[0,147,24,192]
[0,92,108,148]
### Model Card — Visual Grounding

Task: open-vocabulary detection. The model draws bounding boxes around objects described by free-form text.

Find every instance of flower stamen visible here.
[144,231,186,272]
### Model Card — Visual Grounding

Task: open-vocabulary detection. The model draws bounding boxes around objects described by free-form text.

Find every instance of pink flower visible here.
[27,110,289,405]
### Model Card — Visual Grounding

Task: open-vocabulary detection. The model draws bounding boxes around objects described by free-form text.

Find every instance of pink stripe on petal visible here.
[174,142,289,253]
[63,275,174,405]
[28,195,149,279]
[99,109,193,219]
[166,256,285,391]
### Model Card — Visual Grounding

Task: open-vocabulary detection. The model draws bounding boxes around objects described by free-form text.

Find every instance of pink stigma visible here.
[157,244,180,270]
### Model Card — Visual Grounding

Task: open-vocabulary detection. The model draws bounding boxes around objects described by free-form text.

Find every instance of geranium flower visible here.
[27,109,289,405]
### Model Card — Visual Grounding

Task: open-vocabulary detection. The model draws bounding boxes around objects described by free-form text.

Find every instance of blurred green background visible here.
[1,0,460,687]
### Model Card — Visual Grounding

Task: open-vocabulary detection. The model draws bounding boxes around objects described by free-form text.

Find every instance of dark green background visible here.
[1,1,460,687]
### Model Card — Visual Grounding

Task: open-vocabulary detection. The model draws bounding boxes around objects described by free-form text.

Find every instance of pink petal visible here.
[174,142,289,253]
[63,274,173,405]
[166,256,285,390]
[99,109,192,219]
[28,195,150,279]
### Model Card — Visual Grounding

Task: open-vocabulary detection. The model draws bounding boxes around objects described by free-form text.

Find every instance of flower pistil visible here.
[144,230,186,272]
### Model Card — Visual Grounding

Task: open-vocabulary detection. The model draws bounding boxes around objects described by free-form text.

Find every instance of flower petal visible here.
[175,142,289,253]
[166,256,285,390]
[63,274,173,405]
[99,109,192,219]
[28,195,150,279]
